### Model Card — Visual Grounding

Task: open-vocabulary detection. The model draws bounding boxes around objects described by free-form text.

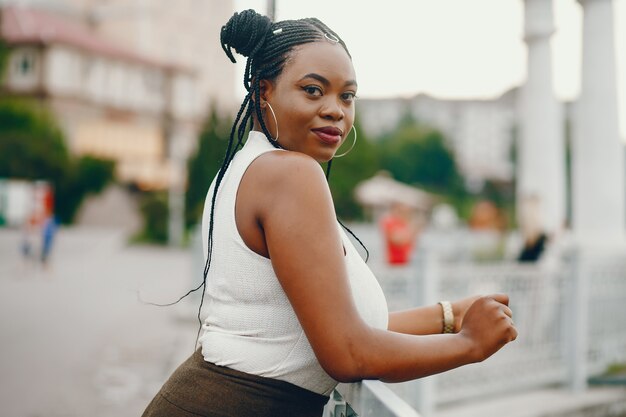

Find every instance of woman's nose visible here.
[320,99,344,121]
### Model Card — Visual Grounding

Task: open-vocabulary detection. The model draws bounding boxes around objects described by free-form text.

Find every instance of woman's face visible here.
[261,40,357,162]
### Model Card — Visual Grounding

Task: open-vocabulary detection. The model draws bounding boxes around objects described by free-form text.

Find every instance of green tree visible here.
[328,117,380,220]
[378,116,464,195]
[185,109,231,227]
[54,156,115,223]
[135,191,169,244]
[0,35,9,81]
[0,99,114,223]
[0,100,70,179]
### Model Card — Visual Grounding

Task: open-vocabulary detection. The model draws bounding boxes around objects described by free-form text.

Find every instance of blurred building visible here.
[1,0,237,243]
[1,4,201,190]
[357,91,517,189]
[1,0,236,184]
[62,0,236,115]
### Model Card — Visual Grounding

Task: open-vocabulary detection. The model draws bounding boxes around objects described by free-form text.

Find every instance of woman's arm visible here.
[388,295,482,335]
[249,152,517,383]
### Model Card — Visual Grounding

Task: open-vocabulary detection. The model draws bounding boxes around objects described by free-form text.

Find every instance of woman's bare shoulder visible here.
[249,150,329,193]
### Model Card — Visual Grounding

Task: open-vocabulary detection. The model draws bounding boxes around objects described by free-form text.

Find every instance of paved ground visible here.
[0,227,200,417]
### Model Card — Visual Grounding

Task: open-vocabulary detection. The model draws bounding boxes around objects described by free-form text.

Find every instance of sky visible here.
[234,0,626,139]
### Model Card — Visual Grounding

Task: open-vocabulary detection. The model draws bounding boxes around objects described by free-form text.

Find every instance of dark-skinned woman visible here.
[143,9,517,417]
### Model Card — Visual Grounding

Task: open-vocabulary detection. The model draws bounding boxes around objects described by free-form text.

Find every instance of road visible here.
[0,227,200,417]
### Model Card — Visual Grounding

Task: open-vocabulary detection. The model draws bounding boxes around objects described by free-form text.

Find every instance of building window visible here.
[13,50,36,77]
[144,70,163,95]
[8,48,39,89]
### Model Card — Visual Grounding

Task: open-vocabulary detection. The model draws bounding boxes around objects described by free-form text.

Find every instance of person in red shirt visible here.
[380,201,420,265]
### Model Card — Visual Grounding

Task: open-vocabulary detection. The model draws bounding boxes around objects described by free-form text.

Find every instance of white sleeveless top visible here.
[198,131,388,395]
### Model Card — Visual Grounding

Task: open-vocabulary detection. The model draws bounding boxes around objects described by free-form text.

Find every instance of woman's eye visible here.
[342,92,357,102]
[302,86,322,96]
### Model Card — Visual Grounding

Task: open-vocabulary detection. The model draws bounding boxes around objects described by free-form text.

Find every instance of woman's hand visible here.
[452,295,482,333]
[458,294,518,362]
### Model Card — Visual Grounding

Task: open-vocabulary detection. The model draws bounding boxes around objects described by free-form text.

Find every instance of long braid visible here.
[188,91,259,344]
[236,105,253,151]
[140,92,252,327]
[325,160,370,262]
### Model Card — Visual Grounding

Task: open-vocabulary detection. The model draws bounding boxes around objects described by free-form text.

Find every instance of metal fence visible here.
[370,244,626,415]
[324,381,422,417]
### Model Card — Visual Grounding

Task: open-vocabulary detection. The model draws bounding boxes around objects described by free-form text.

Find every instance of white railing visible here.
[324,381,422,417]
[371,244,626,416]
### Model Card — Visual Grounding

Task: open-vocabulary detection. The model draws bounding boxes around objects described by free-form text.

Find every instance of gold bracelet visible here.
[438,301,455,334]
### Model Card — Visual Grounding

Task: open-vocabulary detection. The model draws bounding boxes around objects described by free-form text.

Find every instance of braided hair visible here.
[162,10,368,342]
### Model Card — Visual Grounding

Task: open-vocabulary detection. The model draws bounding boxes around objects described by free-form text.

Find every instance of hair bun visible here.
[221,9,272,63]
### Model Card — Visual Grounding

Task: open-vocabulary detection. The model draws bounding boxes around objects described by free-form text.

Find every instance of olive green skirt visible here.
[142,349,329,417]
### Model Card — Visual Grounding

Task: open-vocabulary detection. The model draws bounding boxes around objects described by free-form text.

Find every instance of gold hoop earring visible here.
[265,102,279,142]
[333,125,357,158]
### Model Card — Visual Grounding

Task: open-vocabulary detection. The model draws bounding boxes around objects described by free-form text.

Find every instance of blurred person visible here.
[518,232,547,262]
[468,199,505,231]
[143,10,517,417]
[40,213,58,268]
[380,200,422,265]
[19,214,37,271]
[517,194,548,262]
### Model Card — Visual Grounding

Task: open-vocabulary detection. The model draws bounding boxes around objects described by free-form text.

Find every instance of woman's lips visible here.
[312,127,342,145]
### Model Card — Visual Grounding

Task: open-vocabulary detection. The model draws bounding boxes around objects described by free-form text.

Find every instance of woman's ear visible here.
[258,79,274,108]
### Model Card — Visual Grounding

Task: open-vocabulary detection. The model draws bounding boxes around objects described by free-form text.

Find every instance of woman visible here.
[143,9,517,417]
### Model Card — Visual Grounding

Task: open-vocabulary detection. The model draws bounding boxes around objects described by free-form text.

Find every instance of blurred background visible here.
[0,0,625,416]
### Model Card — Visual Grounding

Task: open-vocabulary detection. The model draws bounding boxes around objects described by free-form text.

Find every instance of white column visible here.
[518,0,566,235]
[573,0,625,244]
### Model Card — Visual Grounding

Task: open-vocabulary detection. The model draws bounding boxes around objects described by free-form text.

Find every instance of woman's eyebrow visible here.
[300,73,330,86]
[299,73,358,88]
